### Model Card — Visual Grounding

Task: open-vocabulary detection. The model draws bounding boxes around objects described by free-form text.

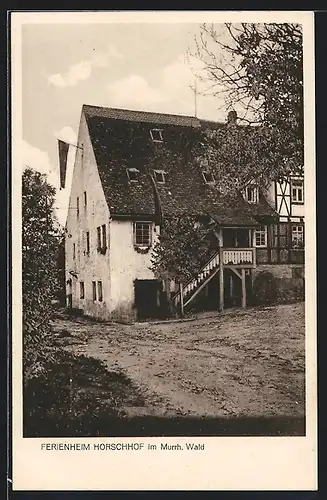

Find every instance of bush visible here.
[252,271,278,305]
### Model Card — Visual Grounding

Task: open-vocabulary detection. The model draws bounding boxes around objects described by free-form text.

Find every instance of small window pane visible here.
[135,222,151,246]
[254,226,267,247]
[127,169,139,182]
[102,224,107,248]
[291,180,304,203]
[150,129,163,142]
[97,226,101,248]
[80,281,85,299]
[154,171,165,183]
[86,231,90,254]
[292,225,304,248]
[97,281,103,302]
[202,171,215,183]
[92,281,97,301]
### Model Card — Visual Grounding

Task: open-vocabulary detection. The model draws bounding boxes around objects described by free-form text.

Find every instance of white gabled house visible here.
[64,105,304,322]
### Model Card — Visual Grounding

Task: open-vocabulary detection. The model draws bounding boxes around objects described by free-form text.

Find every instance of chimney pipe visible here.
[227,110,237,125]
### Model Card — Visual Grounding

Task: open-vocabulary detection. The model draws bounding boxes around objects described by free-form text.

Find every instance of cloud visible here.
[56,125,77,144]
[48,60,92,88]
[22,139,58,187]
[105,55,208,115]
[22,138,76,226]
[48,45,123,88]
[107,74,162,108]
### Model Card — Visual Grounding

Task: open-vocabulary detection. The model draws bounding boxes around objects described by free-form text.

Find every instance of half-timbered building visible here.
[64,104,304,321]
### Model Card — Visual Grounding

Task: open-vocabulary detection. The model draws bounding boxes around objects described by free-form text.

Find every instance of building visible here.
[65,105,304,322]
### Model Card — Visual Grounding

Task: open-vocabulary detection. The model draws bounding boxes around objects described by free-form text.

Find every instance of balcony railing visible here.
[222,248,255,266]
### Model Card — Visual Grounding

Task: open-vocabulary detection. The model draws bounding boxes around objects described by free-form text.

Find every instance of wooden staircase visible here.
[172,251,220,309]
[172,247,256,312]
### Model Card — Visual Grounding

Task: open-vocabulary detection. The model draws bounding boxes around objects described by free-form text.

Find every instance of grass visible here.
[23,349,145,437]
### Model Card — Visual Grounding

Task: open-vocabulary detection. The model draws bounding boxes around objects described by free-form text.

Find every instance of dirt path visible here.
[52,303,305,419]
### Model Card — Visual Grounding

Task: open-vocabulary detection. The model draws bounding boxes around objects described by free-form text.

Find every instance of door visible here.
[66,279,73,309]
[134,279,161,320]
[223,228,250,248]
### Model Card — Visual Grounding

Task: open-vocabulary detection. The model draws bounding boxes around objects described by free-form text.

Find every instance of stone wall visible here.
[251,264,304,305]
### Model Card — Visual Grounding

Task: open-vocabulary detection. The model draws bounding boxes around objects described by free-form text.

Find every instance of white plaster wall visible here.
[292,204,305,218]
[264,183,276,209]
[109,220,160,319]
[65,112,112,320]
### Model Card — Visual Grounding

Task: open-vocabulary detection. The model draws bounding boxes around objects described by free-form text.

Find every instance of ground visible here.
[51,302,305,427]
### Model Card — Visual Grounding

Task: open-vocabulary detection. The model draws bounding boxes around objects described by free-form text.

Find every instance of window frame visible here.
[96,224,107,253]
[253,225,268,248]
[126,168,140,182]
[97,281,103,302]
[83,191,87,211]
[150,128,163,143]
[291,224,304,248]
[79,281,85,300]
[133,221,152,247]
[154,170,166,184]
[244,185,259,204]
[85,231,90,256]
[92,281,97,301]
[291,179,304,204]
[202,171,215,184]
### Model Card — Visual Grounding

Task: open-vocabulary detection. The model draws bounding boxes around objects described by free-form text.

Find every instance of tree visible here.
[22,168,64,383]
[189,22,304,189]
[150,216,215,284]
[151,23,304,290]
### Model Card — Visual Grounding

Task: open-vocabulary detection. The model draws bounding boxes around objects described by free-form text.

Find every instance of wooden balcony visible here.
[222,248,256,267]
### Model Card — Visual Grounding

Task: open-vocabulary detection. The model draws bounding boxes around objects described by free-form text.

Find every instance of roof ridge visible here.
[82,104,198,121]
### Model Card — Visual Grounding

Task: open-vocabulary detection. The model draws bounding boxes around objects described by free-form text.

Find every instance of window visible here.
[254,226,267,247]
[202,171,215,184]
[291,179,304,204]
[84,191,87,210]
[150,129,163,142]
[97,281,103,302]
[292,225,304,248]
[134,222,152,247]
[97,224,107,252]
[76,196,80,218]
[80,281,85,299]
[92,281,97,301]
[154,170,166,183]
[126,168,139,182]
[245,185,259,203]
[85,231,90,255]
[73,243,76,260]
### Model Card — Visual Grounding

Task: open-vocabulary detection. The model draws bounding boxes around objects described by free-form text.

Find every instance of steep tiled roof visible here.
[83,105,278,225]
[83,104,201,128]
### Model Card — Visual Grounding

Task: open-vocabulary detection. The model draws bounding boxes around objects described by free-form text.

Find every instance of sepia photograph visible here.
[11,10,317,491]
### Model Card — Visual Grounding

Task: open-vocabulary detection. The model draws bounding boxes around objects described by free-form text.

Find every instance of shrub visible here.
[252,271,278,305]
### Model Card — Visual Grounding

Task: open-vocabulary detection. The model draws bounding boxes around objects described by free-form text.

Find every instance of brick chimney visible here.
[227,110,237,125]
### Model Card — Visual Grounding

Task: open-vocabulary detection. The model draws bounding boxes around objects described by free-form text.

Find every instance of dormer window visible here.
[154,170,166,183]
[202,171,215,184]
[126,168,139,182]
[244,185,259,204]
[150,129,163,142]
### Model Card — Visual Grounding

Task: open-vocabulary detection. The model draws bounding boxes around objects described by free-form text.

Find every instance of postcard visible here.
[11,10,317,491]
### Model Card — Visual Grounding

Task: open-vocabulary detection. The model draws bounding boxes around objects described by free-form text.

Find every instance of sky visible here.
[21,22,231,225]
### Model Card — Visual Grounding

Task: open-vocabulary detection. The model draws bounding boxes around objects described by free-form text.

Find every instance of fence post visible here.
[179,283,184,317]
